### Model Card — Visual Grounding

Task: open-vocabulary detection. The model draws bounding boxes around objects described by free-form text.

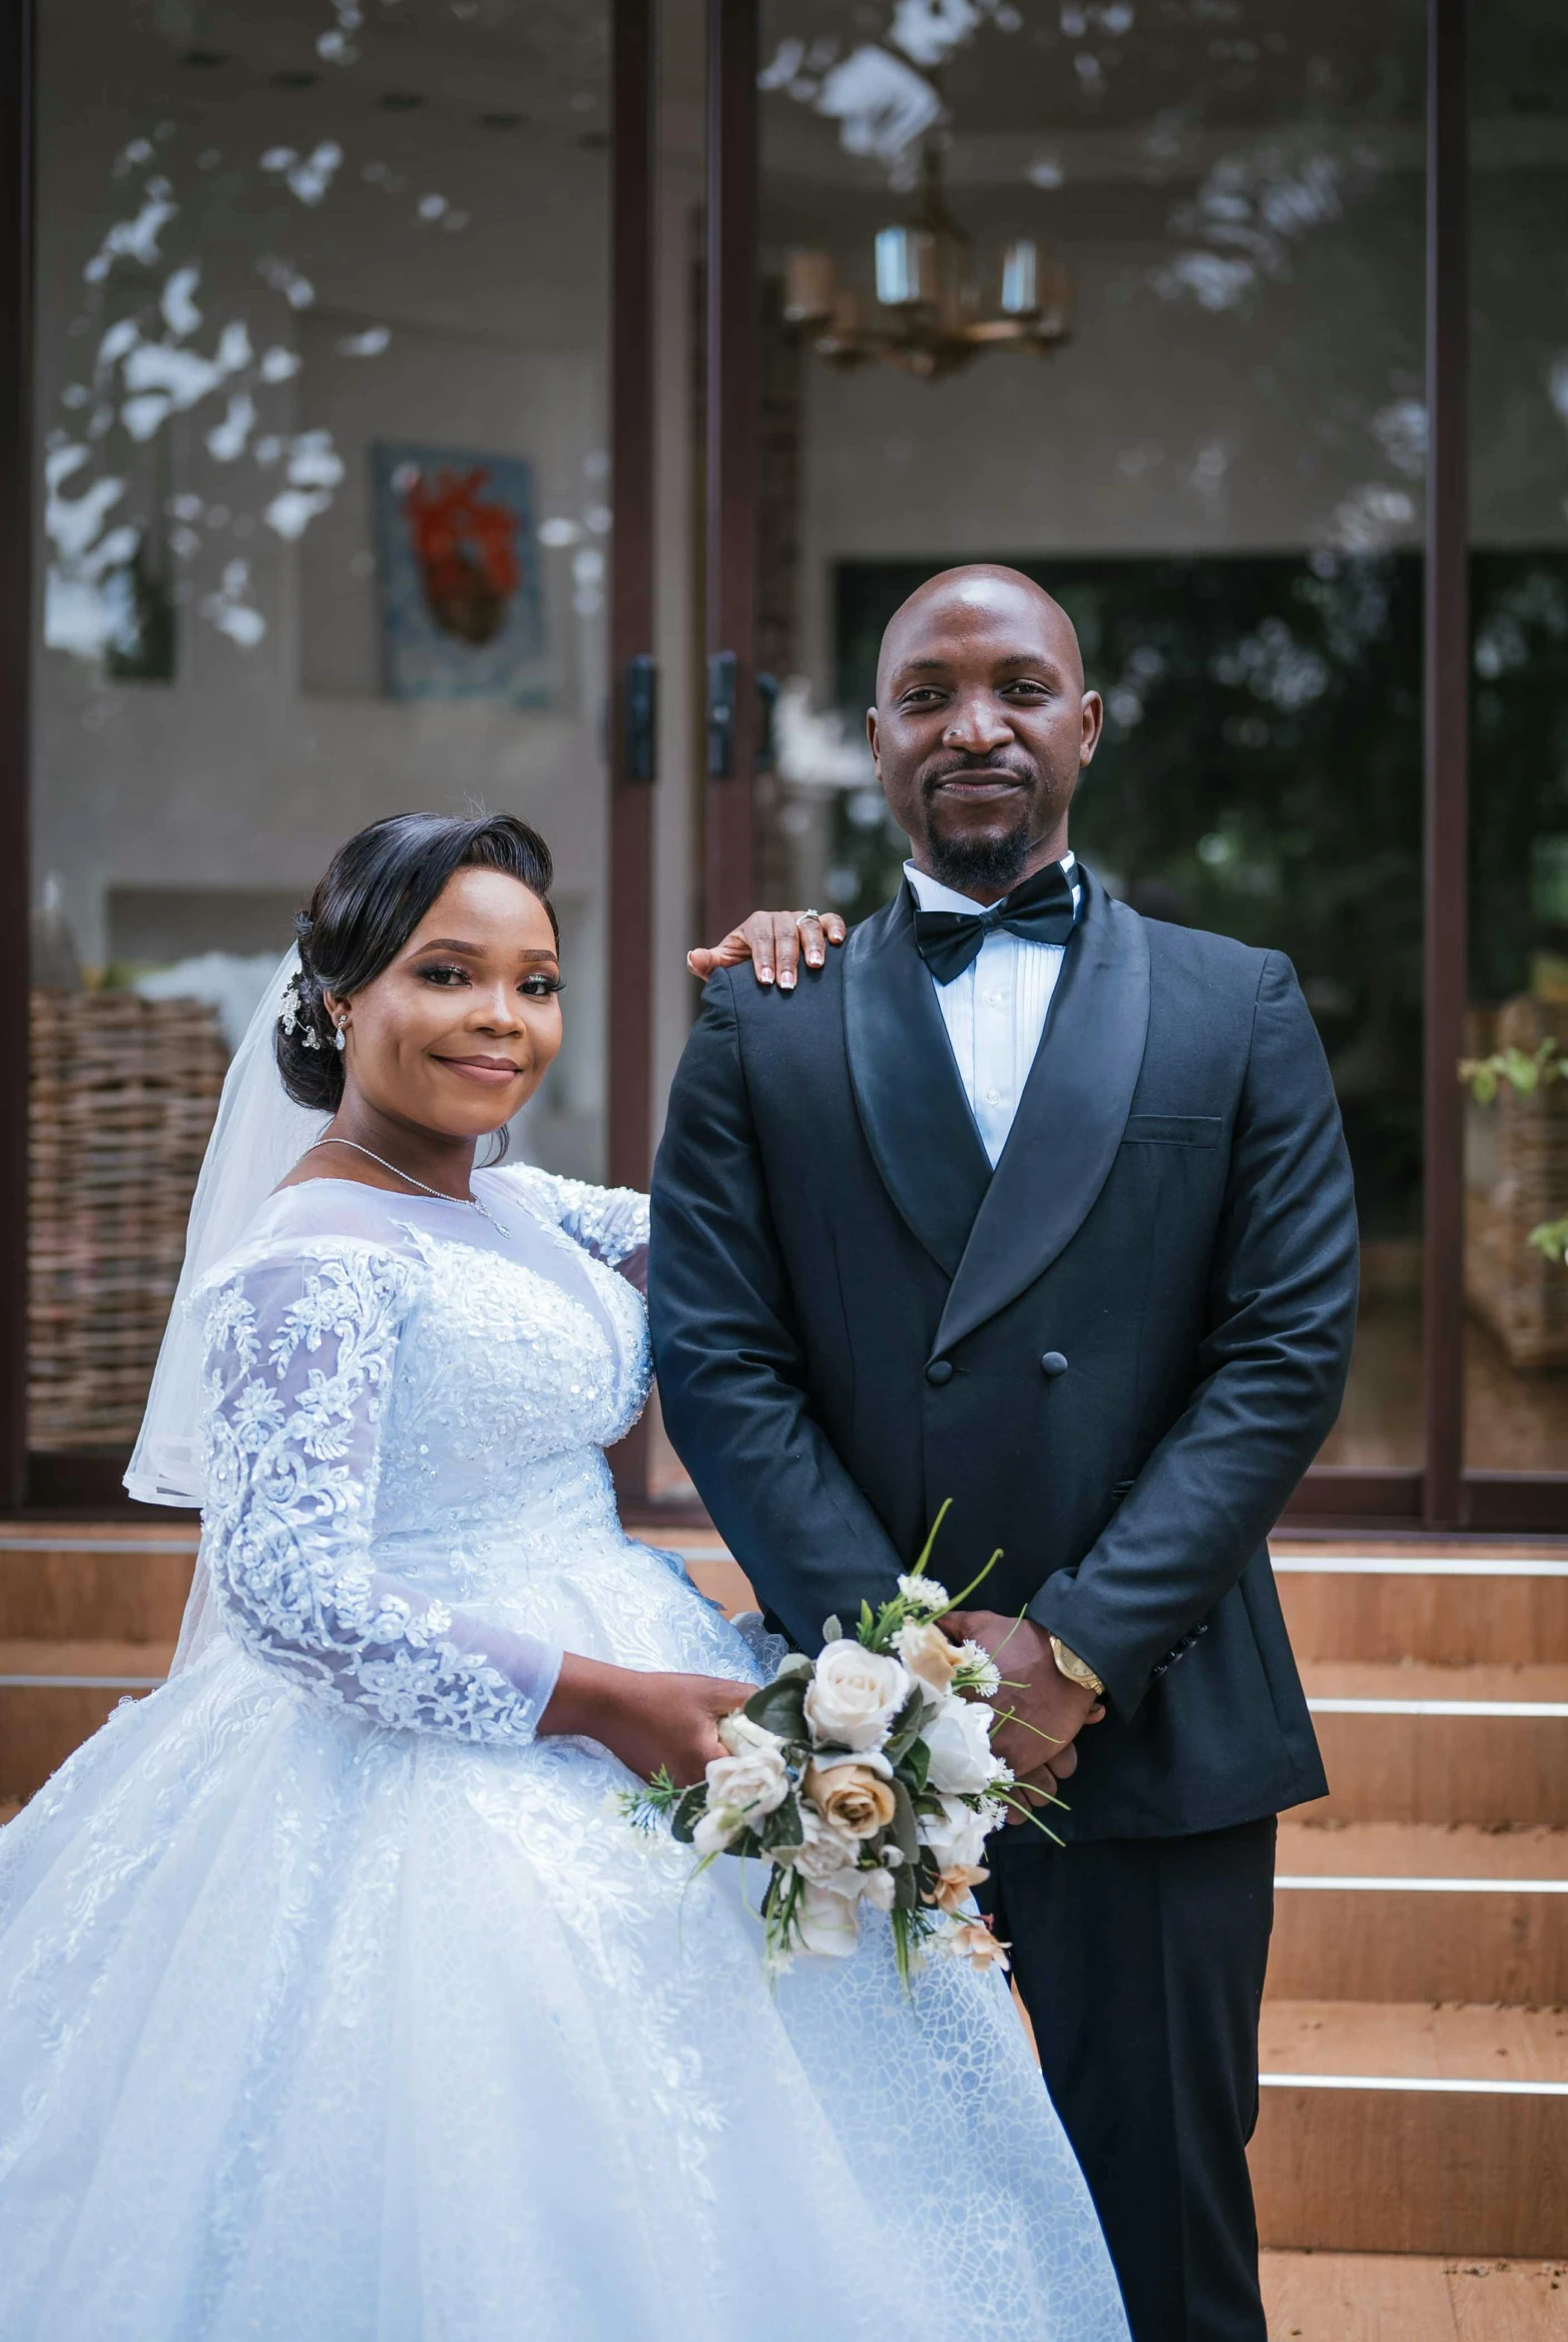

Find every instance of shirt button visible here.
[983,990,1004,1007]
[925,1359,954,1387]
[983,1087,1002,1106]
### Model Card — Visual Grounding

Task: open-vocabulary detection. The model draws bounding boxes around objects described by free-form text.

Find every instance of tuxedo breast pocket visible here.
[1121,1113,1223,1148]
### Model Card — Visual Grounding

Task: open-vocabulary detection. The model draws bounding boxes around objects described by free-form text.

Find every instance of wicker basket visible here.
[1464,993,1568,1372]
[29,988,229,1451]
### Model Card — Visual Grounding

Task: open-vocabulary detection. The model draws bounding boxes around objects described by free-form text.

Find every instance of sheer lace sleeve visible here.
[197,1239,562,1741]
[504,1166,650,1266]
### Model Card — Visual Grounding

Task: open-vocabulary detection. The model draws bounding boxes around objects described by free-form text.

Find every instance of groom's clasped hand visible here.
[939,1610,1106,1817]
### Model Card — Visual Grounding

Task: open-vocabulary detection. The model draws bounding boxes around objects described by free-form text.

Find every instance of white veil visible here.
[125,946,327,1511]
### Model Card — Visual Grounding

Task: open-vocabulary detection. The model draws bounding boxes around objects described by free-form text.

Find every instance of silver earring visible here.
[334,1018,347,1053]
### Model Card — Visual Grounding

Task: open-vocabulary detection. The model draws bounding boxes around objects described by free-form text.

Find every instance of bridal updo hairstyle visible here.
[276,810,559,1113]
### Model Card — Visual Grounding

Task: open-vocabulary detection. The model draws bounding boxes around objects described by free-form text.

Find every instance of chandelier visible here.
[783,141,1070,379]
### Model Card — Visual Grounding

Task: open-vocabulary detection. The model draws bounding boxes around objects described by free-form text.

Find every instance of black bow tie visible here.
[911,861,1080,984]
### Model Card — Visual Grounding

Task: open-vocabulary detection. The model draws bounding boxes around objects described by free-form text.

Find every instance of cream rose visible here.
[802,1641,911,1752]
[919,1792,991,1875]
[922,1697,1000,1796]
[794,1886,861,1959]
[803,1759,896,1840]
[705,1741,790,1825]
[895,1616,965,1701]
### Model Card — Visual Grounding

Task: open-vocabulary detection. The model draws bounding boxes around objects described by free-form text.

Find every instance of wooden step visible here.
[1261,2250,1568,2341]
[1271,1822,1568,2003]
[1276,1548,1568,1666]
[1252,2002,1568,2257]
[0,1638,174,1806]
[1302,1663,1568,1826]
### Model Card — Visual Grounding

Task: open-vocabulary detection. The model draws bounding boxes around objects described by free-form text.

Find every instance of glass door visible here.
[13,0,663,1503]
[746,0,1429,1516]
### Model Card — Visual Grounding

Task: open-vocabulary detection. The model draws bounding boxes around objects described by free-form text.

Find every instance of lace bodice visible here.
[195,1165,651,1744]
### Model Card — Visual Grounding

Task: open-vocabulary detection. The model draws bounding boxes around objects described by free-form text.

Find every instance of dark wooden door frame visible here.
[1422,0,1469,1527]
[0,0,33,1516]
[702,0,759,943]
[606,0,661,1508]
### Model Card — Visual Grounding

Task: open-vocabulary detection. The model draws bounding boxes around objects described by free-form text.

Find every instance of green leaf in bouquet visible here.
[759,1791,805,1854]
[888,1777,924,1873]
[670,1784,708,1845]
[899,1735,932,1796]
[881,1685,928,1767]
[891,1851,922,1912]
[743,1675,808,1744]
[821,1615,843,1642]
[857,1598,876,1644]
[774,1652,813,1678]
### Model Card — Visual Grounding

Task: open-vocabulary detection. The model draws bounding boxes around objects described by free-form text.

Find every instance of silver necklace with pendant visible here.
[313,1137,504,1230]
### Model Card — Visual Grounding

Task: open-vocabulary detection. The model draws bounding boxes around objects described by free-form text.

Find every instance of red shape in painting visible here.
[400,465,521,647]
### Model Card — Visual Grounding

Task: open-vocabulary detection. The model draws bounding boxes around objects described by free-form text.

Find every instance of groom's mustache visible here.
[921,751,1039,797]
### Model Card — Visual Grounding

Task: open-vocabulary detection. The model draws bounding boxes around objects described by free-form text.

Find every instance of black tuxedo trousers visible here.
[649,874,1359,2338]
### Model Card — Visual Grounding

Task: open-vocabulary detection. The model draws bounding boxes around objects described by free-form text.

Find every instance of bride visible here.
[0,812,1127,2342]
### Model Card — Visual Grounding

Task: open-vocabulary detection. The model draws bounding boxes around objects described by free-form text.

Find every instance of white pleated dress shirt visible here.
[904,854,1081,1169]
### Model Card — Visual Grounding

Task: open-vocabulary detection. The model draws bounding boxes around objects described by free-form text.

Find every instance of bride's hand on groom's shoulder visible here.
[687,908,846,991]
[940,1612,1106,1827]
[540,1655,753,1788]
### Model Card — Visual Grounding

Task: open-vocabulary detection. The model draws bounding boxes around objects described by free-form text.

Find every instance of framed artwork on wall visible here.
[371,441,548,704]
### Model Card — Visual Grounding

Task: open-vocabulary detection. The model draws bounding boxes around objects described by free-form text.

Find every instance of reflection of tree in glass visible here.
[832,550,1424,1241]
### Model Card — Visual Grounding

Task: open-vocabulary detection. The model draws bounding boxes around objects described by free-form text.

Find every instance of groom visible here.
[650,565,1358,2340]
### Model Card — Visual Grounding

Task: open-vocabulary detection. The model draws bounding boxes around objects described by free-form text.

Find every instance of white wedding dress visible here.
[0,1164,1128,2342]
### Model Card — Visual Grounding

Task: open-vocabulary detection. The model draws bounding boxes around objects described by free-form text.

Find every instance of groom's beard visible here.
[924,821,1033,896]
[919,752,1040,896]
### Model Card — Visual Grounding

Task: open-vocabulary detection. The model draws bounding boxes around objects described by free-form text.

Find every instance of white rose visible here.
[857,1864,897,1914]
[896,1617,965,1701]
[922,1698,999,1796]
[802,1641,912,1752]
[693,1805,746,1858]
[794,1885,862,1959]
[705,1741,790,1824]
[919,1792,991,1875]
[717,1708,784,1758]
[784,1803,864,1894]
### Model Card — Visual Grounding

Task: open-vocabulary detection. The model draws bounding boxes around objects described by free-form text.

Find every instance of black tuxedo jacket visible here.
[648,872,1357,1838]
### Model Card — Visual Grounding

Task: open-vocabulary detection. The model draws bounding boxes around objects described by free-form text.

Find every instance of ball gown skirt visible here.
[0,1169,1128,2342]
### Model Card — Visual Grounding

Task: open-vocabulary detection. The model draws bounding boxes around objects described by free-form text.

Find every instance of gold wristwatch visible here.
[1050,1635,1106,1699]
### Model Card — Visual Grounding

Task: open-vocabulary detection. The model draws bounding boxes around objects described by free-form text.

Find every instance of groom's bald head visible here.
[868,566,1101,901]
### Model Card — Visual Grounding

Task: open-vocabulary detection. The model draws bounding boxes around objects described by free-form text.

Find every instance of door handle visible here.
[623,653,658,784]
[707,649,738,779]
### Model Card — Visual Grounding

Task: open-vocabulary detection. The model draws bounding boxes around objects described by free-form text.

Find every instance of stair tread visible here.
[1260,2250,1568,2341]
[1279,1822,1568,1881]
[1303,1661,1568,1699]
[0,1637,176,1675]
[1262,2001,1568,2085]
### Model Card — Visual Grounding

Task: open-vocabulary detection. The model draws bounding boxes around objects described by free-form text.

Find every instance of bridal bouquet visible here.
[624,1506,1050,1982]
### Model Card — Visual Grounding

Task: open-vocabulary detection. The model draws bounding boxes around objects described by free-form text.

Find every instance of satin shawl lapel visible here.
[934,873,1151,1356]
[842,889,992,1278]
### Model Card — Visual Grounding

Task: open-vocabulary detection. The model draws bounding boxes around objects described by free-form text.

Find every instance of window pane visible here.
[1461,4,1568,1473]
[760,0,1426,1470]
[30,0,611,1458]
